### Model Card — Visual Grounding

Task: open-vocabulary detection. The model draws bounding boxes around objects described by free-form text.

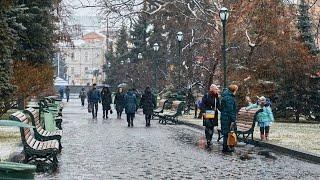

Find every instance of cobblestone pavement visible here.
[36,99,320,179]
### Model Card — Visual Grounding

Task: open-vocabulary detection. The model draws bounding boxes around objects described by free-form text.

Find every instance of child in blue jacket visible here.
[246,96,274,140]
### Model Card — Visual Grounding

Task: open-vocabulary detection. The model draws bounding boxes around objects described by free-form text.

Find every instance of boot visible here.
[265,133,269,141]
[130,119,134,127]
[260,133,265,141]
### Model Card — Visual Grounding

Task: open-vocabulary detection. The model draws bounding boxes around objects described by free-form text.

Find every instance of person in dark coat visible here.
[58,87,64,99]
[100,86,112,119]
[114,88,125,119]
[87,83,101,119]
[124,89,137,127]
[79,88,87,106]
[220,84,238,153]
[202,84,221,148]
[65,86,70,102]
[140,87,157,127]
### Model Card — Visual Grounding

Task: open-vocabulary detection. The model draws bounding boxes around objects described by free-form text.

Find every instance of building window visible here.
[71,67,74,74]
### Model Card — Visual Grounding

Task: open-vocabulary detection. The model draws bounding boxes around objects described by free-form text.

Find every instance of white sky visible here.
[64,0,100,17]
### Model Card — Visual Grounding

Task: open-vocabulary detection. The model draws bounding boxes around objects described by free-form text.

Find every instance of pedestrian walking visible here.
[101,86,112,119]
[58,87,64,99]
[185,88,195,114]
[201,84,221,148]
[87,83,101,119]
[140,87,156,127]
[124,89,137,127]
[114,87,125,119]
[79,88,87,106]
[220,84,238,153]
[65,86,70,102]
[246,96,274,140]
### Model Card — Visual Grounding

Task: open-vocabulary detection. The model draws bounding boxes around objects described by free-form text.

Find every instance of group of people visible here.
[201,83,274,153]
[59,86,70,102]
[81,84,156,127]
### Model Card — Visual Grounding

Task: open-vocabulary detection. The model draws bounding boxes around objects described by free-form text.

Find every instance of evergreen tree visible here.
[298,0,319,55]
[13,0,58,64]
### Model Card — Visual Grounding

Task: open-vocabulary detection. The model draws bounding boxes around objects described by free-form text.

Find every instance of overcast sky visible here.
[64,0,100,17]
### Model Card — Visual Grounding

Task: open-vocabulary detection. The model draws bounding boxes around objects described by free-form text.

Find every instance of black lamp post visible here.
[153,43,160,93]
[176,31,183,89]
[220,7,229,89]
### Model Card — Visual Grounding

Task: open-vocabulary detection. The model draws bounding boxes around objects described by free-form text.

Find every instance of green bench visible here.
[39,100,63,130]
[10,111,60,171]
[152,99,168,119]
[24,107,62,150]
[158,101,185,125]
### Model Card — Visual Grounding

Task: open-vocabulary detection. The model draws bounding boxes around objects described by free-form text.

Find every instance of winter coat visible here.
[202,92,220,127]
[65,87,70,96]
[114,92,125,112]
[220,89,237,135]
[79,90,87,99]
[124,91,137,114]
[100,89,112,110]
[140,92,156,115]
[88,88,101,103]
[246,103,274,127]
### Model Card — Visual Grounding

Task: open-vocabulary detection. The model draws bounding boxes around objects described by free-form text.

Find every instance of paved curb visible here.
[178,119,320,164]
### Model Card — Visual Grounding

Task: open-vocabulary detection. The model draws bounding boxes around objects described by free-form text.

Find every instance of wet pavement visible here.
[36,99,320,179]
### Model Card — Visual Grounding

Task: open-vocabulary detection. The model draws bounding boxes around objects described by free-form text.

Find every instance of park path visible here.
[36,99,320,179]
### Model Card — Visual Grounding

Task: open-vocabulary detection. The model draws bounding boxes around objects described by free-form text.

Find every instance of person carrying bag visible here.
[201,84,221,148]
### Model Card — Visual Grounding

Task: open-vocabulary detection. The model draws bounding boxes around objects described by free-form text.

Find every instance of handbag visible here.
[227,123,237,147]
[88,103,92,113]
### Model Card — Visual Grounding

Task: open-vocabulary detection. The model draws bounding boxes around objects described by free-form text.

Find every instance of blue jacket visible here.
[246,104,274,123]
[88,88,101,103]
[220,89,237,134]
[124,91,137,114]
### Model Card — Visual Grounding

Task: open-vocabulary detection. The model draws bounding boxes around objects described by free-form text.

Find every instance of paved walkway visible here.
[180,114,320,155]
[30,99,320,179]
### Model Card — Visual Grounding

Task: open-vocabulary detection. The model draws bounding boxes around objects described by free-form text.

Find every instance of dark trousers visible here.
[205,126,214,144]
[91,103,98,118]
[117,111,123,118]
[81,98,85,106]
[260,126,270,134]
[127,113,135,126]
[66,94,70,102]
[145,115,152,126]
[103,109,109,119]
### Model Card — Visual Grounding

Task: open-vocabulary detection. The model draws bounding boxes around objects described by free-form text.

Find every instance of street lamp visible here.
[153,43,160,93]
[176,31,183,89]
[219,7,229,89]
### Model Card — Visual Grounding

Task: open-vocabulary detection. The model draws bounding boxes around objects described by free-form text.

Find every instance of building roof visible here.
[82,32,106,43]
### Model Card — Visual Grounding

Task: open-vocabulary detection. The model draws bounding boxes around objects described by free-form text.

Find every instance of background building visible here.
[61,32,106,85]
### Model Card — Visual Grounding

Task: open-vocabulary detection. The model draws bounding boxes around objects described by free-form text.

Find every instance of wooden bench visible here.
[217,107,260,142]
[152,99,168,119]
[10,111,60,170]
[158,101,185,125]
[23,108,62,150]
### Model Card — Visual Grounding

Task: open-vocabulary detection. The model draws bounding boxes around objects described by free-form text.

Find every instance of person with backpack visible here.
[140,87,157,127]
[246,96,274,140]
[201,84,221,148]
[79,88,87,106]
[124,89,137,127]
